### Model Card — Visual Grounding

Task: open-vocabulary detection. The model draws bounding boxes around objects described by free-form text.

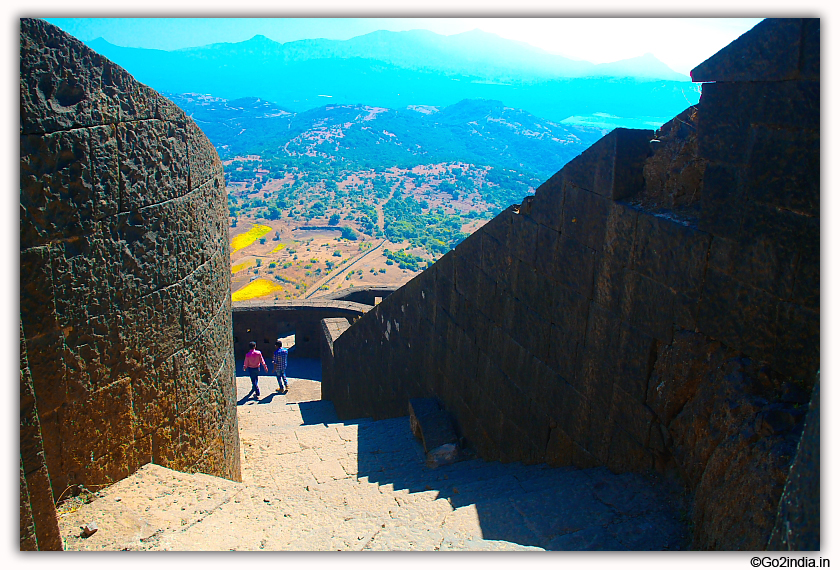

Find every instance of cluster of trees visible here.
[383,248,427,272]
[482,167,540,209]
[217,101,588,187]
[382,191,468,255]
[340,226,358,240]
[225,148,533,261]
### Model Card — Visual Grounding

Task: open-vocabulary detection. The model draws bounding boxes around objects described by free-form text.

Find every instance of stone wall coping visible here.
[232,299,371,315]
[312,285,400,303]
[321,317,352,353]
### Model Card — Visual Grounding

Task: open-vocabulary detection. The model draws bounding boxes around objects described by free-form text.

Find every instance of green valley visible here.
[168,94,618,302]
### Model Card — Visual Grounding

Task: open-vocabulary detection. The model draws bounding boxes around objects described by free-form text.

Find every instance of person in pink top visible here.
[243,341,268,399]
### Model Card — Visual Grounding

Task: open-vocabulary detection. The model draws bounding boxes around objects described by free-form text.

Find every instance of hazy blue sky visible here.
[45,17,763,76]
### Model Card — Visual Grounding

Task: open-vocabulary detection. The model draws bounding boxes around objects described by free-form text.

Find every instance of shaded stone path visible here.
[59,369,690,551]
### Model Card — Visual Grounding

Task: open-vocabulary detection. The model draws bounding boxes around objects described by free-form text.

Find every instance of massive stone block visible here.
[561,128,653,200]
[620,271,675,344]
[631,213,711,296]
[592,202,638,314]
[562,185,611,251]
[695,269,778,361]
[527,170,565,232]
[691,18,814,83]
[698,163,744,239]
[746,125,819,217]
[19,17,240,545]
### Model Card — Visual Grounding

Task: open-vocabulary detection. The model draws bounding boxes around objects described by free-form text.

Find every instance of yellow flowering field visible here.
[231,260,253,274]
[231,278,283,302]
[230,224,272,253]
[270,243,286,254]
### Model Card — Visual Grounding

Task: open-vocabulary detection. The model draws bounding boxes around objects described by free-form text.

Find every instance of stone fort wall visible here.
[230,287,395,360]
[232,300,370,359]
[324,19,819,550]
[20,18,241,548]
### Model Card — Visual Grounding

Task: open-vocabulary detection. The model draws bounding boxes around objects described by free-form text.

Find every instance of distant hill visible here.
[85,29,695,126]
[167,94,609,181]
[592,52,689,81]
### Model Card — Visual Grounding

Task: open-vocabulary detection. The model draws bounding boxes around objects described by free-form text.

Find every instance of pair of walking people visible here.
[243,339,289,399]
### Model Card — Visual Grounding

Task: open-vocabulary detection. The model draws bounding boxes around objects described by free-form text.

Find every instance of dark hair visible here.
[275,339,283,347]
[248,341,257,350]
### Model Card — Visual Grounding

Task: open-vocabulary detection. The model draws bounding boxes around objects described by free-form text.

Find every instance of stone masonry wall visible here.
[20,321,62,550]
[325,19,819,550]
[20,16,241,533]
[314,285,398,305]
[321,317,352,404]
[232,300,369,359]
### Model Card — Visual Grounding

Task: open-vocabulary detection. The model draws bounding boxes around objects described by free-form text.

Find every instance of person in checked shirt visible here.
[273,339,289,393]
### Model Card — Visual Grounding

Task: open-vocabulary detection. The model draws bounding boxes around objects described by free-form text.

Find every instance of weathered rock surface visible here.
[639,106,706,217]
[20,322,62,551]
[20,18,240,549]
[767,373,820,550]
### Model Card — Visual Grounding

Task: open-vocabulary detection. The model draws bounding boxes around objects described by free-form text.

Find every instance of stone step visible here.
[58,463,247,551]
[59,394,690,551]
[242,410,640,512]
[58,463,543,551]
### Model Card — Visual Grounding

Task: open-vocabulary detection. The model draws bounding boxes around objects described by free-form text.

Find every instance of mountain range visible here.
[166,93,611,181]
[85,28,697,127]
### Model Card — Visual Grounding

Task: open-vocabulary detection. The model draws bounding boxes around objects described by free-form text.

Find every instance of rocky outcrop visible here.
[324,18,819,550]
[20,18,240,549]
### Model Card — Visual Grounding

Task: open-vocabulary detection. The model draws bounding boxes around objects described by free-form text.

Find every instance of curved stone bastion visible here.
[20,18,240,549]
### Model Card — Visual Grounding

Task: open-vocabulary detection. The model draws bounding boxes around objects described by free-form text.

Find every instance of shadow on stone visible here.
[285,357,322,382]
[297,401,340,426]
[352,411,689,550]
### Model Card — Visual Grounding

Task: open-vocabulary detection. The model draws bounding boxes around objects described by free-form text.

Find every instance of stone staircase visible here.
[58,370,690,551]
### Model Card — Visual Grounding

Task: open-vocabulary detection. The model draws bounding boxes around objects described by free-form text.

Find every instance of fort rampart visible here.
[323,19,820,550]
[313,285,398,306]
[20,18,240,549]
[232,299,370,359]
[232,286,397,359]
